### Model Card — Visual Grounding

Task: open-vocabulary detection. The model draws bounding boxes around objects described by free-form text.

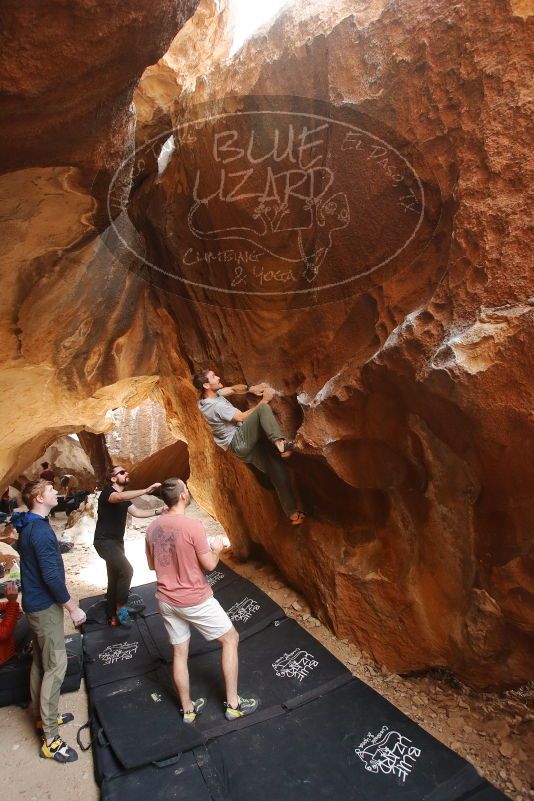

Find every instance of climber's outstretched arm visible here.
[218,384,248,397]
[218,382,270,398]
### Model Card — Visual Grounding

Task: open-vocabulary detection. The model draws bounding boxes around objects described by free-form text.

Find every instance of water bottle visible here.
[9,560,20,580]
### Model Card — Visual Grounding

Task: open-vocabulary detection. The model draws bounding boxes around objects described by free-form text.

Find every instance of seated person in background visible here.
[0,580,21,666]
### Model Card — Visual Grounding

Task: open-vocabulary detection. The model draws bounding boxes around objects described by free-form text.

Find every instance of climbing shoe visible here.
[181,697,207,724]
[224,696,259,720]
[36,712,74,736]
[114,607,133,627]
[289,511,306,526]
[40,736,78,763]
[280,440,296,459]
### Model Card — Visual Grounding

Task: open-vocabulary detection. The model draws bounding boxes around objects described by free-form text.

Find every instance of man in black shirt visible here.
[94,466,163,626]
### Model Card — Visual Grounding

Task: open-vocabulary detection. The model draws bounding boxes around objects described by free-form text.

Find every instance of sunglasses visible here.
[112,470,127,477]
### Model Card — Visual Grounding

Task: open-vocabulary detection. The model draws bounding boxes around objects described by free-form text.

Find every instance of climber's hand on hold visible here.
[248,382,269,396]
[261,387,276,404]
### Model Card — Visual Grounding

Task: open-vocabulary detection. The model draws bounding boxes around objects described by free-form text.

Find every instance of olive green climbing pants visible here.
[229,404,298,517]
[26,603,67,741]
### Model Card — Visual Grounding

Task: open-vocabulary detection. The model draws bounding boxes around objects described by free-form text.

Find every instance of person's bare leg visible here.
[218,627,239,708]
[172,640,193,711]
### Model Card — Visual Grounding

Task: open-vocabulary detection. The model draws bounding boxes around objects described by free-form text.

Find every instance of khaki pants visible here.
[229,404,298,517]
[26,604,67,740]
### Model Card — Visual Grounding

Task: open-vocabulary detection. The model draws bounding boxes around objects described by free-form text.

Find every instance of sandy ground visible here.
[2,501,532,801]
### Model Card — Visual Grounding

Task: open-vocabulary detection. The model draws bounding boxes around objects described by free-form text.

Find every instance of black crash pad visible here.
[88,618,351,773]
[204,562,242,594]
[91,672,204,772]
[0,633,83,707]
[155,618,352,736]
[83,618,161,689]
[145,578,285,662]
[85,708,124,785]
[82,574,285,691]
[80,592,147,632]
[101,749,222,801]
[207,679,498,801]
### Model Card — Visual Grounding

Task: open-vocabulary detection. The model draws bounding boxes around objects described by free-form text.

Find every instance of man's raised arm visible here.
[108,482,161,503]
[217,384,248,397]
[129,506,166,518]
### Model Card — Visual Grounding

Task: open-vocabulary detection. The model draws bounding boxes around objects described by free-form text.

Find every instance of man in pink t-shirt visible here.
[145,478,259,724]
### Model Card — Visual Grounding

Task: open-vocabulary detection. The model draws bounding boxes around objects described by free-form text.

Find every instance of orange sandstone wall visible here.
[0,0,531,688]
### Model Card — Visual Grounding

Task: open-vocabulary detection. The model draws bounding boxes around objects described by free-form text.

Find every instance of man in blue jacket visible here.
[17,478,86,763]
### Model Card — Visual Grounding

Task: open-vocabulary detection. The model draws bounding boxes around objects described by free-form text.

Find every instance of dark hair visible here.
[192,370,210,396]
[161,478,186,507]
[41,461,49,469]
[22,479,52,510]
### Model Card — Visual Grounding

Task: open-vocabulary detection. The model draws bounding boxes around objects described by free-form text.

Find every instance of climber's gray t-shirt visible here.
[198,391,241,450]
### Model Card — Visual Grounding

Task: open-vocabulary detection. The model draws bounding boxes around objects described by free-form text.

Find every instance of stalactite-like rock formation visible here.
[0,0,531,688]
[128,440,190,490]
[77,432,113,486]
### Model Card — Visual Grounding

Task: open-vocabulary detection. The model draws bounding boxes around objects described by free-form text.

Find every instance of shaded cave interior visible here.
[0,0,531,693]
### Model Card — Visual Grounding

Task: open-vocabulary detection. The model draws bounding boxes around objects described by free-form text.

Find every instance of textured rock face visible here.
[0,0,532,690]
[128,0,533,688]
[128,440,190,490]
[133,0,235,181]
[106,398,178,471]
[0,0,199,490]
[0,0,200,212]
[77,432,113,486]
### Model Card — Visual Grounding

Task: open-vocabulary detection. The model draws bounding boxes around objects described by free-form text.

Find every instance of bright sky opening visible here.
[230,0,291,56]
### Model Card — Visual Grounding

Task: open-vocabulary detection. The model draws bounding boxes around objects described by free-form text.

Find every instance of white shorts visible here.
[158,596,233,645]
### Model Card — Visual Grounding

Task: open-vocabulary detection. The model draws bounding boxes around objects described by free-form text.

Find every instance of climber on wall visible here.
[193,369,305,526]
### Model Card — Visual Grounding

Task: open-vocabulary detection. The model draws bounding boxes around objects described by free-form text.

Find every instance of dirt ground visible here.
[2,501,532,801]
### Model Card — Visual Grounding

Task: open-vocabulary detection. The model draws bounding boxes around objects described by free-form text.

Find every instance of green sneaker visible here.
[181,697,207,724]
[40,736,78,763]
[224,695,259,720]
